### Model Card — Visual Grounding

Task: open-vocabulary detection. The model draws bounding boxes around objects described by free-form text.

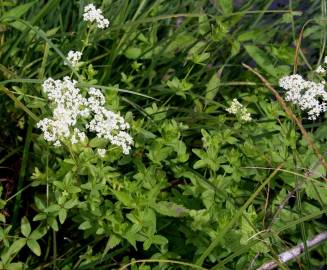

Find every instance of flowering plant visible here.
[0,1,326,269]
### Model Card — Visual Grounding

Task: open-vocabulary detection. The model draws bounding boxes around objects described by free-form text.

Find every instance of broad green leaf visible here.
[27,239,41,256]
[21,216,31,237]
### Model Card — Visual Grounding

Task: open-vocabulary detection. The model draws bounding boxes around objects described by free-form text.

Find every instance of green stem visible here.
[53,229,57,270]
[12,118,34,229]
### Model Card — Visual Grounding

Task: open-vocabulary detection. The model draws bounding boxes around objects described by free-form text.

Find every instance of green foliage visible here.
[0,0,327,269]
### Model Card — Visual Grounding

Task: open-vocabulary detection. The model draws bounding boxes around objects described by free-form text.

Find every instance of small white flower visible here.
[279,74,327,120]
[38,77,133,154]
[83,4,109,29]
[226,98,252,122]
[316,65,326,74]
[240,109,252,122]
[97,148,106,158]
[54,140,61,147]
[65,50,82,68]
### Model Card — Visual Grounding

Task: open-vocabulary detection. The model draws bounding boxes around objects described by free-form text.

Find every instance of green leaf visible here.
[153,201,188,217]
[205,72,220,103]
[0,2,16,7]
[143,237,152,250]
[30,227,47,240]
[125,47,142,59]
[202,190,215,209]
[102,234,121,259]
[152,235,168,245]
[26,100,45,108]
[48,217,59,231]
[64,199,77,209]
[79,221,92,230]
[89,137,107,148]
[2,238,26,264]
[217,0,233,14]
[112,190,134,207]
[125,230,137,248]
[1,1,37,21]
[198,15,210,35]
[244,45,278,77]
[58,209,67,224]
[33,213,47,221]
[21,216,31,237]
[164,33,197,56]
[6,262,25,270]
[34,196,46,210]
[27,239,41,256]
[0,213,6,223]
[46,204,60,213]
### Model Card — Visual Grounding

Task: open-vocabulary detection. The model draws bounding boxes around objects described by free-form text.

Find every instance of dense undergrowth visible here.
[0,0,327,269]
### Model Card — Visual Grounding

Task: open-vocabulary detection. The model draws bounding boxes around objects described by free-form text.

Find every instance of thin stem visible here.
[12,118,34,229]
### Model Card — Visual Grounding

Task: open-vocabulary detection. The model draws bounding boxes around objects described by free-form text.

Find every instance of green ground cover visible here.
[0,0,327,269]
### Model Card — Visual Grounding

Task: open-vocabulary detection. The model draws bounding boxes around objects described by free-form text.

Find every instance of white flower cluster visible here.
[315,56,327,74]
[226,98,252,122]
[64,50,82,68]
[97,148,106,158]
[37,77,133,154]
[316,65,326,74]
[279,74,327,120]
[86,87,133,154]
[83,4,109,29]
